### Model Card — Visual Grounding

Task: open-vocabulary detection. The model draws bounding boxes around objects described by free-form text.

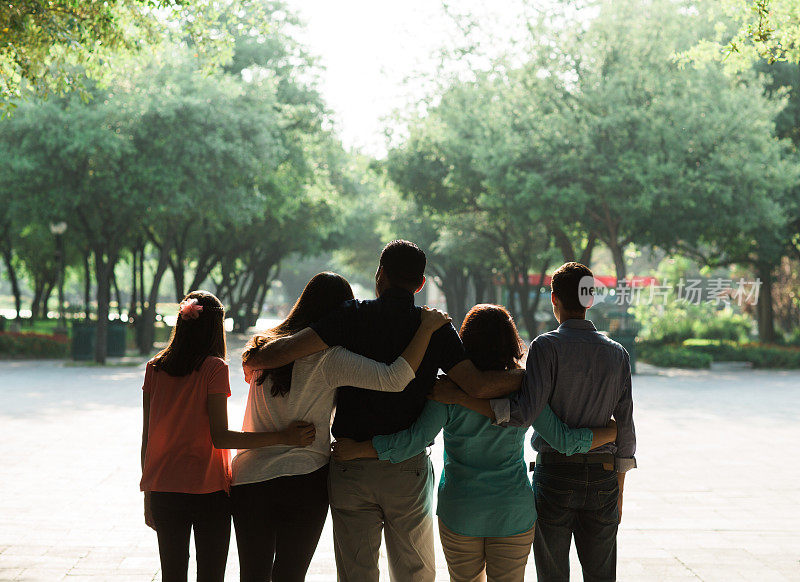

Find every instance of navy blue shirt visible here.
[310,287,467,441]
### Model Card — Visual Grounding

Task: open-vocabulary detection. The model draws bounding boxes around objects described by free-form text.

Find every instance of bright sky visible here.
[290,0,531,157]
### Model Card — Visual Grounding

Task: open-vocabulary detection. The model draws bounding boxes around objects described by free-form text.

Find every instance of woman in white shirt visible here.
[231,271,449,582]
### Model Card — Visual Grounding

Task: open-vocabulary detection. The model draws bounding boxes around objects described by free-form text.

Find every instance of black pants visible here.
[150,490,231,582]
[533,464,619,582]
[231,464,330,582]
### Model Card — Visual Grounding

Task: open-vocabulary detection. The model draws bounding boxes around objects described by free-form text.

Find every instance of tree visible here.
[387,79,561,337]
[0,0,275,114]
[682,0,800,69]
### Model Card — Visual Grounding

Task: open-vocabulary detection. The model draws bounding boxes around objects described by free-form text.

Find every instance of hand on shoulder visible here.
[420,306,452,331]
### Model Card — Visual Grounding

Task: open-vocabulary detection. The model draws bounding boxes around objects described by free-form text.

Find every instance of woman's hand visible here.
[589,418,618,450]
[420,306,452,332]
[144,492,156,531]
[331,438,377,461]
[282,421,316,446]
[242,362,254,384]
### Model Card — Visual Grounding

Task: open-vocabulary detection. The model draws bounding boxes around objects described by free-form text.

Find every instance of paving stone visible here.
[1,356,798,581]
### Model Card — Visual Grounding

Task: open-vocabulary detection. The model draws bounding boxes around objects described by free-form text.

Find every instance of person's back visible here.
[308,242,466,582]
[438,405,532,537]
[320,288,463,441]
[490,263,636,582]
[142,356,231,494]
[529,322,631,456]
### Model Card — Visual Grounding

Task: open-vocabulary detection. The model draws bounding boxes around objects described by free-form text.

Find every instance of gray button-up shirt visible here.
[491,318,637,472]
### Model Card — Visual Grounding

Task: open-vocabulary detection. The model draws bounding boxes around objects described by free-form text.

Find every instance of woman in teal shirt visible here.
[333,304,617,582]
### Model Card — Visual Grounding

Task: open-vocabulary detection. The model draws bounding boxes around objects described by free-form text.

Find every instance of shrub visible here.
[692,313,752,342]
[638,343,712,369]
[676,339,800,368]
[0,331,69,358]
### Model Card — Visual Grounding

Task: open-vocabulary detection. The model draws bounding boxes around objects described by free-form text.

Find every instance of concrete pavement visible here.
[1,357,798,581]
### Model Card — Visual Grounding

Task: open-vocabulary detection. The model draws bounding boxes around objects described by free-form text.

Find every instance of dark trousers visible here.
[150,490,231,582]
[231,464,330,582]
[533,464,619,582]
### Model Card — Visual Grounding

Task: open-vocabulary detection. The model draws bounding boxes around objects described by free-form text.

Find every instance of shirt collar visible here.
[379,287,415,303]
[558,318,597,331]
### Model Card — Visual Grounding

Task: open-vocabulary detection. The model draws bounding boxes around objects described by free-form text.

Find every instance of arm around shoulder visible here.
[446,359,524,398]
[244,328,328,371]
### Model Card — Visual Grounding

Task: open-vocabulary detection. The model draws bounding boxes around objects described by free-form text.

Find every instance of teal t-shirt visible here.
[372,401,593,537]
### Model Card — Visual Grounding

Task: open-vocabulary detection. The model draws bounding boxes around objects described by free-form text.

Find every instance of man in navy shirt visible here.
[244,240,522,582]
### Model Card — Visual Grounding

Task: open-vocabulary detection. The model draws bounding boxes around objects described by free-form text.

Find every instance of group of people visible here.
[140,239,637,582]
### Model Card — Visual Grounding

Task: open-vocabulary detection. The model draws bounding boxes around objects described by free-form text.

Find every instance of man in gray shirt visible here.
[436,262,635,582]
[495,262,635,581]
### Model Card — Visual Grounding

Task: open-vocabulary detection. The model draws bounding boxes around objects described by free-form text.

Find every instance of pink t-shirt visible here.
[140,356,232,494]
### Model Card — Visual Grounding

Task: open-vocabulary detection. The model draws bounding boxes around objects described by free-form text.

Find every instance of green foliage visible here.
[633,300,753,344]
[0,331,68,358]
[641,338,800,368]
[638,343,713,369]
[0,0,278,114]
[681,0,800,69]
[684,339,800,368]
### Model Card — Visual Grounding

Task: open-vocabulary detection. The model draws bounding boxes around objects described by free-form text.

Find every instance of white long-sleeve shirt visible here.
[231,346,414,485]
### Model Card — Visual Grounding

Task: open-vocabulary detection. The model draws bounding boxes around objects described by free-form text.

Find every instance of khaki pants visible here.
[438,519,535,582]
[329,452,435,582]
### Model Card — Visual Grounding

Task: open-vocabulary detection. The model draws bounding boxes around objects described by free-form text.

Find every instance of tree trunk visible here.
[112,271,123,317]
[83,251,92,316]
[93,251,117,364]
[137,243,171,355]
[609,241,627,284]
[2,249,22,320]
[232,270,262,333]
[553,228,576,262]
[41,281,55,319]
[30,279,44,322]
[756,262,776,343]
[472,271,491,304]
[435,265,469,329]
[129,247,139,321]
[579,235,597,267]
[171,256,186,301]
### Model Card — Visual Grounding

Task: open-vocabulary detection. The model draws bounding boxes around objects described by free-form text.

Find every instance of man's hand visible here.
[144,492,156,530]
[617,472,625,524]
[429,377,467,405]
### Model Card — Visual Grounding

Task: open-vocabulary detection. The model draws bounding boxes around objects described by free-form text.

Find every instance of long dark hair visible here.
[152,290,227,377]
[243,272,354,396]
[459,304,525,371]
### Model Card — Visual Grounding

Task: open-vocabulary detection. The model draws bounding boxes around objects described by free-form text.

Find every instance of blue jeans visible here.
[533,464,619,582]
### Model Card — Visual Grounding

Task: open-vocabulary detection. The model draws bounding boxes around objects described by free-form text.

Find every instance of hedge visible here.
[0,332,69,359]
[638,344,712,369]
[639,339,800,369]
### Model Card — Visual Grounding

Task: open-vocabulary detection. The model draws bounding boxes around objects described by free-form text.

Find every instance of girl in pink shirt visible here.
[141,290,314,582]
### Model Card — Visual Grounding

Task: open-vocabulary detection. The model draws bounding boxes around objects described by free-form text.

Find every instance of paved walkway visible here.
[1,353,799,581]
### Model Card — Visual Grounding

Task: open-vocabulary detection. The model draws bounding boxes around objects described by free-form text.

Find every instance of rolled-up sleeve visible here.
[373,401,449,463]
[532,405,593,455]
[491,338,554,428]
[614,353,637,472]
